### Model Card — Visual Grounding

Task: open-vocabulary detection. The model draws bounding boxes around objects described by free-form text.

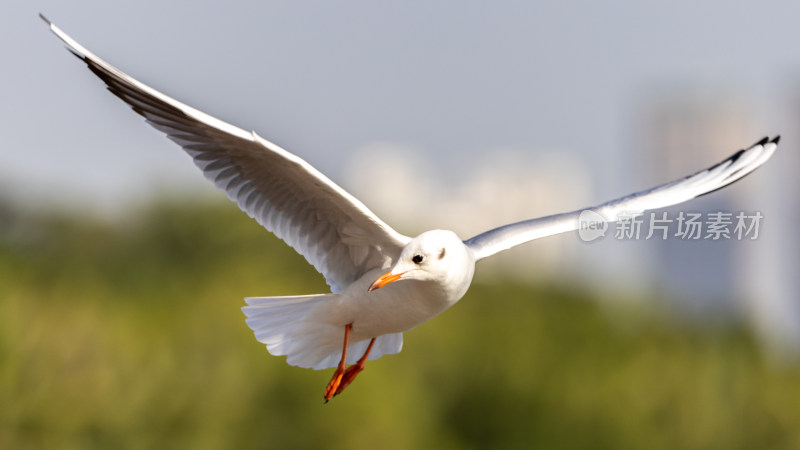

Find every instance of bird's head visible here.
[368,230,475,296]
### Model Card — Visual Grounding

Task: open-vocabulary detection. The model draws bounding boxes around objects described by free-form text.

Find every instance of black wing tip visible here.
[695,135,779,200]
[41,14,88,61]
[730,148,746,164]
[753,135,780,148]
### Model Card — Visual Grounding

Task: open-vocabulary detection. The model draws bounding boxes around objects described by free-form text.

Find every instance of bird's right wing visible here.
[43,16,411,292]
[464,136,778,261]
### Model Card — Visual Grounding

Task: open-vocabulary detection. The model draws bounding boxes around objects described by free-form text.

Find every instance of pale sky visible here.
[4,0,797,212]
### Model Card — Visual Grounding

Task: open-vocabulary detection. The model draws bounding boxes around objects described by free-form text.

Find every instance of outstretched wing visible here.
[465,136,778,261]
[43,15,410,291]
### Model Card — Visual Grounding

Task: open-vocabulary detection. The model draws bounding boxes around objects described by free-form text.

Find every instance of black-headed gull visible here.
[42,15,778,401]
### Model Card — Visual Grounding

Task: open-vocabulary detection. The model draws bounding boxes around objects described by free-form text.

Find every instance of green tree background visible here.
[1,199,798,449]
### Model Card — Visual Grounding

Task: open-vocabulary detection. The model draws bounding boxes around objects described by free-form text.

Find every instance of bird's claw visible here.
[335,364,364,396]
[323,363,365,402]
[324,369,345,403]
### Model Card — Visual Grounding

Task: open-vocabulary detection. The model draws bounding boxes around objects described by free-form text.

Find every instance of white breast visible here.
[313,269,463,341]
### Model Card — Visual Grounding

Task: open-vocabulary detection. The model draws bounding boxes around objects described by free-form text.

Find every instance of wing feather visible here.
[465,136,778,260]
[43,16,410,291]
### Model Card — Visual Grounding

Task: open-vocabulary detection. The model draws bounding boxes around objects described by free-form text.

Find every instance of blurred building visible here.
[640,89,800,353]
[738,86,800,354]
[643,91,753,307]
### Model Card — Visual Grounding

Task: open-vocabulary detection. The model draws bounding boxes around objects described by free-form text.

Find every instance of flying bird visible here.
[42,15,779,401]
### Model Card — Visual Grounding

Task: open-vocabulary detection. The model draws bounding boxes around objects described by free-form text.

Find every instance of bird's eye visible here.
[412,254,424,264]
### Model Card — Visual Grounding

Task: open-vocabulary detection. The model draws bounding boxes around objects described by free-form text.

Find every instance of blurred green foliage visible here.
[1,199,799,449]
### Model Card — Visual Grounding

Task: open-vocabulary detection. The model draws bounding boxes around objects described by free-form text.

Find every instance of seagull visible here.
[42,15,779,401]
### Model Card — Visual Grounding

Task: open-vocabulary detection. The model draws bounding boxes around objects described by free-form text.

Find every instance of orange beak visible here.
[368,271,404,292]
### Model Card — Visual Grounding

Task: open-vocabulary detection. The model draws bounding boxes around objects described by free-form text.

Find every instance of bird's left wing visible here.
[42,16,411,292]
[465,136,778,261]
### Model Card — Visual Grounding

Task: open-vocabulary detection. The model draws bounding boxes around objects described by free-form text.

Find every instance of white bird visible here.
[42,15,779,401]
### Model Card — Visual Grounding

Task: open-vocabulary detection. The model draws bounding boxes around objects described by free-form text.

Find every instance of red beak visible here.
[368,271,403,292]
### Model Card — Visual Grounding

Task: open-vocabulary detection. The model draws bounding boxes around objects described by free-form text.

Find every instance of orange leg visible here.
[334,336,376,397]
[324,323,352,402]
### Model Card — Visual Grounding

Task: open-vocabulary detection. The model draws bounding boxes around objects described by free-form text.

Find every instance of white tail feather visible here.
[242,295,403,370]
